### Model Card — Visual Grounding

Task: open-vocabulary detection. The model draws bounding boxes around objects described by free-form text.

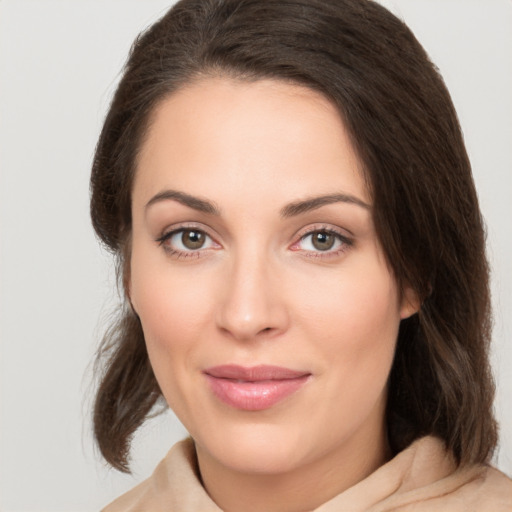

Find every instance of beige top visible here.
[103,436,512,511]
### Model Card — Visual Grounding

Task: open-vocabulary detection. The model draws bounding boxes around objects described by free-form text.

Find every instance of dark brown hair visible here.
[90,0,497,472]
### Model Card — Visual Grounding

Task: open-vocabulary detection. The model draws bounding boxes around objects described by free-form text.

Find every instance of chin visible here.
[194,420,311,475]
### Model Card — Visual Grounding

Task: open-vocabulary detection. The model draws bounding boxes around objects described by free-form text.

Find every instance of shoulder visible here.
[348,437,512,512]
[455,464,512,511]
[401,464,512,512]
[101,477,154,512]
[100,447,177,512]
[379,437,512,512]
[101,438,221,512]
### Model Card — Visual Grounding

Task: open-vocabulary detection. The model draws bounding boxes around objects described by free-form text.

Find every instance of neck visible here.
[196,424,390,512]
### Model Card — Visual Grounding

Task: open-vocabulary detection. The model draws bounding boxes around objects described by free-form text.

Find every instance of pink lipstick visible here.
[204,365,310,411]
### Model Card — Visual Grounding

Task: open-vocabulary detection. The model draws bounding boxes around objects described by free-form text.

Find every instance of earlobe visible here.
[400,286,420,319]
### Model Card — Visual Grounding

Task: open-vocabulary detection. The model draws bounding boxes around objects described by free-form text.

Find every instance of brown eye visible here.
[158,227,217,255]
[293,229,350,255]
[181,229,206,249]
[311,231,336,251]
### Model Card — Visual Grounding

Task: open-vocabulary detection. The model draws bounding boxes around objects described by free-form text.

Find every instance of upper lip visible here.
[204,364,310,381]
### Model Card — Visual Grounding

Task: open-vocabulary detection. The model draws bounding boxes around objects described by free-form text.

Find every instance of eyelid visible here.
[154,222,353,259]
[156,219,215,236]
[155,222,221,256]
[293,223,351,240]
[289,224,354,256]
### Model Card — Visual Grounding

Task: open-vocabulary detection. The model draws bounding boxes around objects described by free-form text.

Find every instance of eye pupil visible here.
[312,231,335,251]
[182,229,205,249]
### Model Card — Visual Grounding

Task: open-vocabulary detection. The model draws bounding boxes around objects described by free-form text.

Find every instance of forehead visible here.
[133,77,368,210]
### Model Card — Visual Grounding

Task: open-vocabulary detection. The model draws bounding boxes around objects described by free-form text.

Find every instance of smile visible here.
[204,365,311,411]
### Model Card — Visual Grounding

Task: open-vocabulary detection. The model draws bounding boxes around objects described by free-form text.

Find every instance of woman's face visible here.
[130,77,417,478]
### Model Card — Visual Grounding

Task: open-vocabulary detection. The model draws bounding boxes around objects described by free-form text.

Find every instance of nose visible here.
[216,250,289,342]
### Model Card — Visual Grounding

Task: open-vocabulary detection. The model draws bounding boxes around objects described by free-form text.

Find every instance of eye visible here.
[291,228,352,256]
[302,231,339,251]
[175,229,208,250]
[157,227,217,255]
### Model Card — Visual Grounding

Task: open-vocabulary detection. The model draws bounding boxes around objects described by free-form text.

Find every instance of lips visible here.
[204,364,311,411]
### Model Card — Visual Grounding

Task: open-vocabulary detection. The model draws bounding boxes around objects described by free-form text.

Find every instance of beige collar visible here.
[103,436,512,511]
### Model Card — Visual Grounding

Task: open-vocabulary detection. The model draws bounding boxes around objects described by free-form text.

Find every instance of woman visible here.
[90,0,512,510]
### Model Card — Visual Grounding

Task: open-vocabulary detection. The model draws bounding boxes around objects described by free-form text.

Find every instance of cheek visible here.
[133,279,206,346]
[129,246,215,395]
[290,260,400,443]
[130,240,212,337]
[130,272,210,419]
[293,256,401,375]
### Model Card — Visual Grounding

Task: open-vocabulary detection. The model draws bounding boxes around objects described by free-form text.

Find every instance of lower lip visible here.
[205,374,310,411]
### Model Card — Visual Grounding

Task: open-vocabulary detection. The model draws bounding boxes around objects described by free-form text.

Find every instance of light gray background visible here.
[0,0,510,510]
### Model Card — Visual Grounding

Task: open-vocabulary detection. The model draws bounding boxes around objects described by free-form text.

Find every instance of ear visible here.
[400,285,420,319]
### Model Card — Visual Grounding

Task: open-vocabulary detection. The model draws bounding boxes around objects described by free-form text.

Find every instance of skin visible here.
[130,77,418,512]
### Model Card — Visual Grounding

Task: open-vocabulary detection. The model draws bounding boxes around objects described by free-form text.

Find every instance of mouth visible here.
[203,364,311,411]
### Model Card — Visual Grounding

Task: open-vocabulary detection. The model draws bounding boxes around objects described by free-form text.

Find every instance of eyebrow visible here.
[145,190,220,215]
[280,193,370,217]
[145,189,370,217]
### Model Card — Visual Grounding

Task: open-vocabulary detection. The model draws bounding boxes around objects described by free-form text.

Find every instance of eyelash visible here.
[291,225,353,259]
[155,224,218,259]
[155,224,353,260]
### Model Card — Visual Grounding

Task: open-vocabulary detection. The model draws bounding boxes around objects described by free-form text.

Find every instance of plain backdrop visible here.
[0,0,511,510]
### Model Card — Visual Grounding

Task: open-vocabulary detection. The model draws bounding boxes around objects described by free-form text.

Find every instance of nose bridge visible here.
[216,244,287,340]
